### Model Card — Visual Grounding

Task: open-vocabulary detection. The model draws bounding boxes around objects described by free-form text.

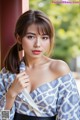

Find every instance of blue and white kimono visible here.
[0,62,80,120]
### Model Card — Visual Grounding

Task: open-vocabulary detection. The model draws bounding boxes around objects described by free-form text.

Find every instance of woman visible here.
[0,10,80,120]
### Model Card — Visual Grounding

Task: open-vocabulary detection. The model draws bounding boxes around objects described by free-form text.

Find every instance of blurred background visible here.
[30,0,80,74]
[0,0,80,93]
[30,0,80,76]
[29,0,80,77]
[30,0,80,93]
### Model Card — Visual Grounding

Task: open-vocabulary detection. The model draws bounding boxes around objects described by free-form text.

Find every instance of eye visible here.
[42,36,49,40]
[26,35,35,40]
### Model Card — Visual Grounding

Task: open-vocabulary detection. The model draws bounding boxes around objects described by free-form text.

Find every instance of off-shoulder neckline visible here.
[30,72,72,94]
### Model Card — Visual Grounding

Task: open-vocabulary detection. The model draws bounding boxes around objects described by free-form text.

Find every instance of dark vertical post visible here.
[0,0,22,68]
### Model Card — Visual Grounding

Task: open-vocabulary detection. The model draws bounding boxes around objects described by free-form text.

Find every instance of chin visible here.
[31,54,43,58]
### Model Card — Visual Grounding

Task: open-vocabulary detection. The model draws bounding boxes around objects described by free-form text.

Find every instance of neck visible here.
[24,55,46,69]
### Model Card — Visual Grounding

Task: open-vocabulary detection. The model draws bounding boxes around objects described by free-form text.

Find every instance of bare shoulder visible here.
[49,59,70,77]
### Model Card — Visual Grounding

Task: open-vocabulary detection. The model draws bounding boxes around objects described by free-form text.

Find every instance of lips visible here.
[32,50,42,55]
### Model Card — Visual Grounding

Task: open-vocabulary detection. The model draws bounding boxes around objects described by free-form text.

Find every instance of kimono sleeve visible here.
[56,72,80,120]
[0,69,15,120]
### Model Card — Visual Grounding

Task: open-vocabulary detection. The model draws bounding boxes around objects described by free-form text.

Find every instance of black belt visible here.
[14,112,56,120]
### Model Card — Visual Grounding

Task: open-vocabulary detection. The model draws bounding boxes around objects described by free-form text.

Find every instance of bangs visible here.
[34,21,52,37]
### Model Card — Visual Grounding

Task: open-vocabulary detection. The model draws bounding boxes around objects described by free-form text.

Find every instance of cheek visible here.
[22,40,31,49]
[42,41,50,50]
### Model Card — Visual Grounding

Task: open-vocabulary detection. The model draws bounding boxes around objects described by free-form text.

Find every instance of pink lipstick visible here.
[32,50,42,55]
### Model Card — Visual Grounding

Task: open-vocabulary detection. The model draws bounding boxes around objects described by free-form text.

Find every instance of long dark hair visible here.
[4,10,54,73]
[4,43,22,73]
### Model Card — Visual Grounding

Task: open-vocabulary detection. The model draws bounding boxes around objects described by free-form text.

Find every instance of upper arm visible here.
[56,73,80,120]
[0,72,6,99]
[50,60,80,119]
[0,69,15,120]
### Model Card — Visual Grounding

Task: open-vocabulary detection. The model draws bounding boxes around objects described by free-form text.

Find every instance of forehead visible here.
[26,23,47,35]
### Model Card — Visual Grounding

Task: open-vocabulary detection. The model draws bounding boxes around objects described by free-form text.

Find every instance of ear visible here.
[16,34,22,44]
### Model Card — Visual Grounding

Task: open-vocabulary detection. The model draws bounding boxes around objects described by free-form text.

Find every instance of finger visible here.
[20,78,30,84]
[17,74,29,81]
[17,75,30,85]
[16,72,25,78]
[20,82,30,88]
[17,71,28,78]
[24,82,30,88]
[24,79,30,83]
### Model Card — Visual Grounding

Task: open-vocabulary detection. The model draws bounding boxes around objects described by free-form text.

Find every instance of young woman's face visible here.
[22,24,50,58]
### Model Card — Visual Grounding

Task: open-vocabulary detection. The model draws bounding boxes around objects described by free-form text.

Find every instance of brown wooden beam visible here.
[0,0,29,68]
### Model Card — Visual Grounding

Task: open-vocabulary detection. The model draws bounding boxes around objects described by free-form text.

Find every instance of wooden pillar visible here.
[0,0,29,69]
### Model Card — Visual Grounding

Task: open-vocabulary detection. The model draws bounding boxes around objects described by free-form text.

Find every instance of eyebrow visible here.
[26,32,48,36]
[26,32,36,35]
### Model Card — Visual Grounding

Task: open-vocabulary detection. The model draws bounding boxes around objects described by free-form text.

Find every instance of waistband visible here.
[14,112,56,120]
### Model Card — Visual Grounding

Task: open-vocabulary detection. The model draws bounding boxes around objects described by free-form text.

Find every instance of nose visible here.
[34,37,41,48]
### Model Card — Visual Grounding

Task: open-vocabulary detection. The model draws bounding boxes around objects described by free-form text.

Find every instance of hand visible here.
[9,71,31,97]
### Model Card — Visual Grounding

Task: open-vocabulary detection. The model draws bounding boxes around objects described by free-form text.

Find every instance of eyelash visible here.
[42,36,49,40]
[26,35,49,40]
[27,35,35,39]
